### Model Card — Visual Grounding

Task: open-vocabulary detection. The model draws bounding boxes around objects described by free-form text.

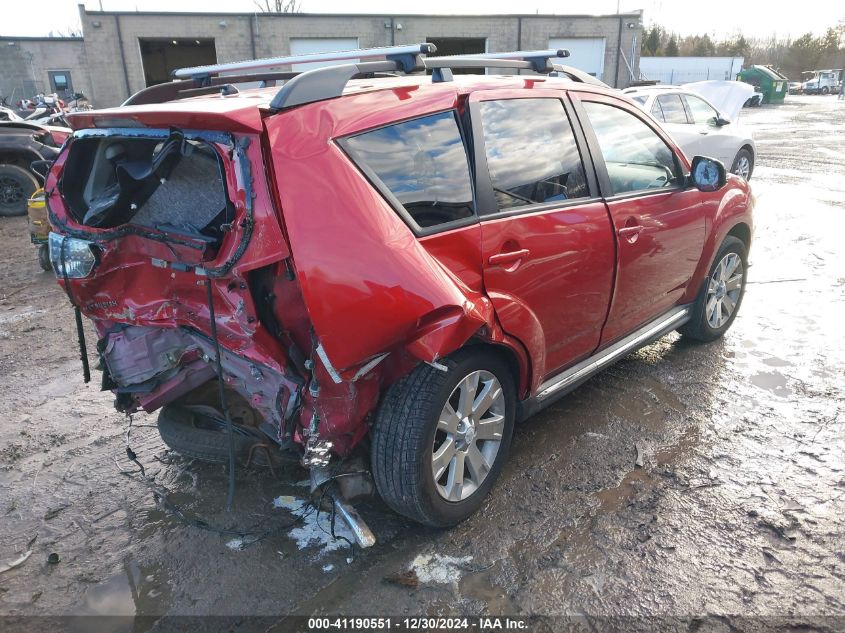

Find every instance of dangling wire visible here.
[205,278,236,512]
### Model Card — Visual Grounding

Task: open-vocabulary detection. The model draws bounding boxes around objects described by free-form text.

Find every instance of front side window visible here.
[656,94,689,124]
[582,101,680,196]
[342,111,474,230]
[478,98,589,211]
[683,94,719,125]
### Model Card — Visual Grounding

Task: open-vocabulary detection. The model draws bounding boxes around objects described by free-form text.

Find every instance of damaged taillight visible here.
[48,232,98,278]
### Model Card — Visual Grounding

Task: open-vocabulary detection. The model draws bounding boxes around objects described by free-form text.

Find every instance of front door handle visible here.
[488,249,530,266]
[618,225,644,243]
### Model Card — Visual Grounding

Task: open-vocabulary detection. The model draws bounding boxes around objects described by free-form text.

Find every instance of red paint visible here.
[47,75,753,458]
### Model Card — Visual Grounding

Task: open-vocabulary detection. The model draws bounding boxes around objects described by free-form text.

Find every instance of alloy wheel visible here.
[432,370,505,501]
[0,175,25,206]
[734,156,751,180]
[706,252,744,328]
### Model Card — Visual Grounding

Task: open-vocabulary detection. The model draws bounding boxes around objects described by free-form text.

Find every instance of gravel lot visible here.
[0,95,843,631]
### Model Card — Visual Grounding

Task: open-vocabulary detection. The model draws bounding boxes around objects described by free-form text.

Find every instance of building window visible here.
[139,38,217,87]
[48,71,73,94]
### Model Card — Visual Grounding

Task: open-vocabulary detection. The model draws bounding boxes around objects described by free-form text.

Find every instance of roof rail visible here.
[270,48,573,108]
[123,71,298,106]
[270,60,404,110]
[550,64,610,88]
[428,49,570,74]
[172,43,436,80]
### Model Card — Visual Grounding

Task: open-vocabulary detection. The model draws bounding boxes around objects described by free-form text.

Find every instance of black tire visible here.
[730,148,754,181]
[157,404,266,465]
[680,236,748,342]
[821,86,830,95]
[37,244,52,272]
[371,348,516,527]
[0,164,38,217]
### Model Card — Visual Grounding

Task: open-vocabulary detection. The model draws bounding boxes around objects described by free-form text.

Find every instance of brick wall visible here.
[0,37,90,104]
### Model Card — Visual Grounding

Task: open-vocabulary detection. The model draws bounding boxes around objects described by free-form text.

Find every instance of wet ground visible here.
[1,95,843,631]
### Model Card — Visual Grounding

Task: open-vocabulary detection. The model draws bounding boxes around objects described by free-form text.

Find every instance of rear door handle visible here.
[618,226,644,242]
[488,249,530,266]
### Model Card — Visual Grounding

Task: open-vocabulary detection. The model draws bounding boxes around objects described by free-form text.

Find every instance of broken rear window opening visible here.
[58,129,234,242]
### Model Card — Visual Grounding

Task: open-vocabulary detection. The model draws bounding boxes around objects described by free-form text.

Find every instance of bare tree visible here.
[49,24,83,37]
[254,0,302,12]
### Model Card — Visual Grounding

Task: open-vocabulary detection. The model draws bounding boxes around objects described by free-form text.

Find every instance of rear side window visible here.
[343,111,474,230]
[650,100,665,122]
[582,101,680,196]
[478,98,589,211]
[656,94,689,124]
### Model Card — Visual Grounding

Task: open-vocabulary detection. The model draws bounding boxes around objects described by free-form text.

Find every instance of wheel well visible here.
[740,144,754,160]
[727,222,751,249]
[0,151,40,169]
[465,338,528,398]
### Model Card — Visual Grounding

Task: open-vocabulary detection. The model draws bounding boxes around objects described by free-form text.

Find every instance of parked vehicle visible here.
[0,121,70,216]
[46,45,753,539]
[0,105,23,122]
[744,91,764,107]
[788,81,802,95]
[800,69,843,95]
[623,83,757,180]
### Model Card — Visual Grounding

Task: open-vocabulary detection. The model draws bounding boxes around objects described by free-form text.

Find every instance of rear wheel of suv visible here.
[680,235,748,342]
[371,349,516,527]
[0,164,38,217]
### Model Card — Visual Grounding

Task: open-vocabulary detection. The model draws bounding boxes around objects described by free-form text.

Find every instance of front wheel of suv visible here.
[371,349,516,527]
[680,235,748,342]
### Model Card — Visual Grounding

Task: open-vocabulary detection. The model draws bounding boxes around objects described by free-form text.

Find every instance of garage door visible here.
[289,38,360,70]
[548,37,606,81]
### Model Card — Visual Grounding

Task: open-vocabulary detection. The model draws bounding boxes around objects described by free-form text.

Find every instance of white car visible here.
[622,84,757,180]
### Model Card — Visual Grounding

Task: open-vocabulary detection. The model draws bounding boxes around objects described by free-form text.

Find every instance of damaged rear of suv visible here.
[46,44,754,540]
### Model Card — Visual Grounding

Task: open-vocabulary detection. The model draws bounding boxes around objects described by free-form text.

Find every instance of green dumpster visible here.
[737,65,788,104]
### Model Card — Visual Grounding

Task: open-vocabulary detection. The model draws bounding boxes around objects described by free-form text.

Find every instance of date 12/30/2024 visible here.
[307,617,529,630]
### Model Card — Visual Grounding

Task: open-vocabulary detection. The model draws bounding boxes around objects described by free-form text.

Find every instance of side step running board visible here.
[519,306,691,420]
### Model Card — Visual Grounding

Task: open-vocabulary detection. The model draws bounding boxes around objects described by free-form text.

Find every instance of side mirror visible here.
[715,116,731,126]
[689,156,726,192]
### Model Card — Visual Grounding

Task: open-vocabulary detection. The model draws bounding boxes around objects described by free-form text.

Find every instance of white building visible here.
[640,56,744,85]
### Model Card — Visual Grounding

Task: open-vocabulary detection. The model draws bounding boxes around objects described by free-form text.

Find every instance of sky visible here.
[1,0,843,40]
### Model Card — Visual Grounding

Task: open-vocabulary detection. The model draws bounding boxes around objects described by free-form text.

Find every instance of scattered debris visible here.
[383,570,420,588]
[635,443,645,468]
[273,495,355,557]
[409,554,473,585]
[322,564,334,573]
[0,535,37,574]
[43,504,70,521]
[0,550,33,574]
[226,539,245,551]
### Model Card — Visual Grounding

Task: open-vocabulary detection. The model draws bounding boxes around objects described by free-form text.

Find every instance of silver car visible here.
[622,85,757,180]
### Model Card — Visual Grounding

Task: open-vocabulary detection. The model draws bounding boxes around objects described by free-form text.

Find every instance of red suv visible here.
[45,45,753,533]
